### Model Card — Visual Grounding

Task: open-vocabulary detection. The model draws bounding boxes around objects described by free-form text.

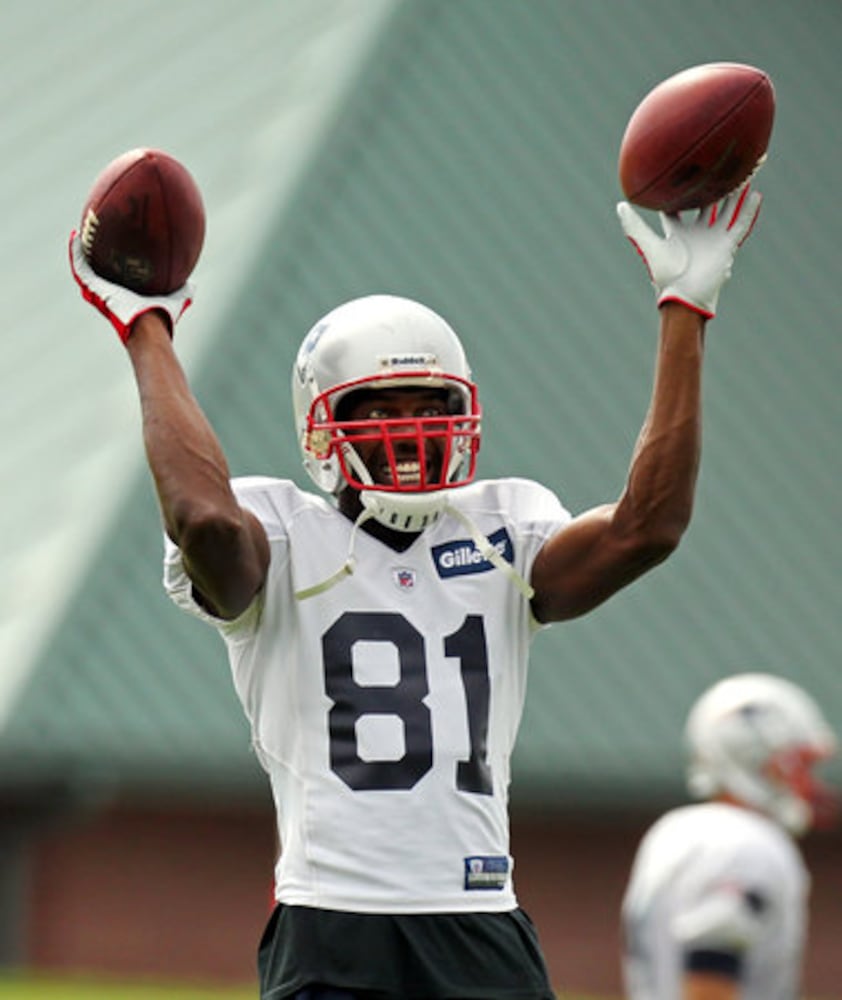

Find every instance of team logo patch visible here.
[392,567,417,592]
[431,528,513,579]
[464,855,509,891]
[295,321,329,384]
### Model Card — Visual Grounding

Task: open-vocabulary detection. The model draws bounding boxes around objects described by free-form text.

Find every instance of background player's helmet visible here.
[291,294,481,501]
[685,672,838,834]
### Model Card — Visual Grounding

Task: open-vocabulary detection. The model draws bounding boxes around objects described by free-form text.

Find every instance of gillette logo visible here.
[431,528,513,579]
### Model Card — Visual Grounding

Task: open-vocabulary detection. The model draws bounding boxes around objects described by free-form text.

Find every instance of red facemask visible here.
[305,373,482,494]
[767,746,839,831]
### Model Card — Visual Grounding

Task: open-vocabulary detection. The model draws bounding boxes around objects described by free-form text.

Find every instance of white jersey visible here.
[622,802,809,1000]
[164,475,569,914]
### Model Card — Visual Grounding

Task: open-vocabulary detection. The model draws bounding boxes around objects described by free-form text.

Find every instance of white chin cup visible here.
[360,489,449,533]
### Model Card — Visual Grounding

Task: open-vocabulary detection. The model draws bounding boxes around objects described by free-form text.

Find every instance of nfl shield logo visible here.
[392,567,416,592]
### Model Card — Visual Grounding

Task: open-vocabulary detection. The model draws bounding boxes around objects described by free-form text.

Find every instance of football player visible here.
[622,673,838,1000]
[69,187,761,999]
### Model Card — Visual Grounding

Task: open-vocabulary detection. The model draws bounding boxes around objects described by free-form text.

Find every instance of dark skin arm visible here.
[125,311,270,620]
[530,302,704,623]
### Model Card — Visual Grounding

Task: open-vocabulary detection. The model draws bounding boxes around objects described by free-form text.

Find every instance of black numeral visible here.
[322,612,492,794]
[447,615,493,794]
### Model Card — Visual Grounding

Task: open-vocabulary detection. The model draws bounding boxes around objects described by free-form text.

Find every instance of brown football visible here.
[80,148,205,294]
[618,62,775,213]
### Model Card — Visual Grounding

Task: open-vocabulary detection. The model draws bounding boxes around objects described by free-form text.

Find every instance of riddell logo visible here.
[431,527,513,579]
[377,352,437,369]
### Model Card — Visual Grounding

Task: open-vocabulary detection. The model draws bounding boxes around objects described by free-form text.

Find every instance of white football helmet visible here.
[291,295,481,531]
[685,672,838,835]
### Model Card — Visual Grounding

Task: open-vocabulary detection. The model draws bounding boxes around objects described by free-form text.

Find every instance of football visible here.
[80,148,205,294]
[618,62,775,213]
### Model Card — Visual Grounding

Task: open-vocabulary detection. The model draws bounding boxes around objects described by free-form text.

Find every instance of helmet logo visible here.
[377,352,438,370]
[295,322,329,384]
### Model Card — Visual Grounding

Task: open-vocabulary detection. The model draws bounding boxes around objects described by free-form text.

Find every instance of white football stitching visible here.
[80,208,100,257]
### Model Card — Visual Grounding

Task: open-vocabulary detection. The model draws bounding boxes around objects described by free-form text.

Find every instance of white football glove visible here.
[68,230,194,343]
[617,185,763,318]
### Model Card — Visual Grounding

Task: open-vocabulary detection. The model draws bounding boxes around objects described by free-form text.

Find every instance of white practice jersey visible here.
[164,475,569,914]
[622,802,809,1000]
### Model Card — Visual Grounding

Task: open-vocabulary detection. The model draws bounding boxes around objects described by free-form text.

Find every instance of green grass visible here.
[0,975,613,1000]
[0,976,256,999]
[2,974,828,1000]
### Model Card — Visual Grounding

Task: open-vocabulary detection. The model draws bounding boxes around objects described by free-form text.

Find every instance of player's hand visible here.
[68,230,194,343]
[616,184,763,319]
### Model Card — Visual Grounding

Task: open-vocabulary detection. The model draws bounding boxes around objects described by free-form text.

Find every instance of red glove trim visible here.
[68,230,190,343]
[658,294,714,320]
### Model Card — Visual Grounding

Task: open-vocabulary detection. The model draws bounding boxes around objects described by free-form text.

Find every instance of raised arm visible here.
[530,187,762,623]
[69,233,269,619]
[125,313,269,618]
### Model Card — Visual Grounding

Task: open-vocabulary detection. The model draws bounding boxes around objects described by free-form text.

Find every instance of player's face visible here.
[342,387,450,488]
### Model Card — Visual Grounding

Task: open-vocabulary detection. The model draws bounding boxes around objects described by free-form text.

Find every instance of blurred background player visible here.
[622,672,838,1000]
[70,187,761,999]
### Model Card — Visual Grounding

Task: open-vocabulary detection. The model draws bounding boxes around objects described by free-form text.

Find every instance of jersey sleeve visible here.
[497,477,572,629]
[672,846,779,957]
[162,533,265,638]
[161,476,289,640]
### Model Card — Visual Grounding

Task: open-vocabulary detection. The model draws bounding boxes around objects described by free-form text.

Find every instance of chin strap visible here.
[444,505,534,601]
[293,504,376,601]
[294,492,534,602]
